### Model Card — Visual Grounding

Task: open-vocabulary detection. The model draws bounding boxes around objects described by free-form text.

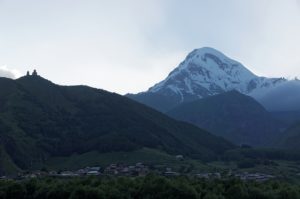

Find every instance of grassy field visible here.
[41,148,210,172]
[0,146,21,175]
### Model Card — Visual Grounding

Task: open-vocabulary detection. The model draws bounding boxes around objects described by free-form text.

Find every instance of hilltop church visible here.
[26,70,38,76]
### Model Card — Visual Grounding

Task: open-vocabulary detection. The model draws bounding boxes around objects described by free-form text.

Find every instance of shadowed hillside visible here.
[167,91,284,146]
[0,74,234,174]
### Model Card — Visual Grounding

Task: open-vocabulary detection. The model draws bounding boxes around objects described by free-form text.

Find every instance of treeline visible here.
[0,175,300,199]
[224,148,300,161]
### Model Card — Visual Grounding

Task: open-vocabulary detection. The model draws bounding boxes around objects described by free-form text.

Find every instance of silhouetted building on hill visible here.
[32,70,38,76]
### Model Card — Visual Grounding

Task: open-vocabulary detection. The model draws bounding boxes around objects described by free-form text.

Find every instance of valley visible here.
[1,48,300,179]
[2,1,300,197]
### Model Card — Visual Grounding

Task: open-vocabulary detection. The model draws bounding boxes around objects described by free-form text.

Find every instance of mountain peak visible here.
[190,47,229,58]
[130,47,286,112]
[16,71,56,93]
[180,47,256,80]
[148,47,257,98]
[18,73,50,82]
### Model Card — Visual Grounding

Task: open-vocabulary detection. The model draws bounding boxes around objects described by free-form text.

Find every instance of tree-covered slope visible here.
[270,111,300,126]
[126,92,180,113]
[0,75,234,174]
[277,122,300,151]
[167,90,284,147]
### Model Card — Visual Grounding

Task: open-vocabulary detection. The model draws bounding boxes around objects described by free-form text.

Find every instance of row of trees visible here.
[0,175,300,199]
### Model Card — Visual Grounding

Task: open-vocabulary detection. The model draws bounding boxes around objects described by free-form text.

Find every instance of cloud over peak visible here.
[0,66,21,79]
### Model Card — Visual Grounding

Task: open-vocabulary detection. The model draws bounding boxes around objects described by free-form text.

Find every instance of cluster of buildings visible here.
[234,172,275,182]
[18,168,276,182]
[60,166,102,177]
[103,162,149,176]
[26,69,38,76]
[18,166,277,183]
[1,156,277,182]
[196,172,222,179]
[195,171,275,182]
[17,162,188,178]
[20,163,151,178]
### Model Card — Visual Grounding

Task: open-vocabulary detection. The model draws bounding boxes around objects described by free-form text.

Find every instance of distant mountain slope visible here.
[0,75,234,174]
[270,111,300,126]
[277,122,300,151]
[127,47,286,112]
[126,92,179,113]
[254,80,300,112]
[167,90,284,146]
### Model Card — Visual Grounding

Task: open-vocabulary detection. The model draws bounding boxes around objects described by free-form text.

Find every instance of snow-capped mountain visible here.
[127,47,286,112]
[149,47,285,100]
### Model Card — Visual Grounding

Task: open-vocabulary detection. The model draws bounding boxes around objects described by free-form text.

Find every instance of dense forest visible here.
[0,75,233,173]
[0,175,300,199]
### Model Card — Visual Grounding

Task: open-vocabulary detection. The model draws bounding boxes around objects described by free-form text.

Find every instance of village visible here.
[2,161,275,182]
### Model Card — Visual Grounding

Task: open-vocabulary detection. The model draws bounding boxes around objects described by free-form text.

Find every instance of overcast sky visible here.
[0,0,299,94]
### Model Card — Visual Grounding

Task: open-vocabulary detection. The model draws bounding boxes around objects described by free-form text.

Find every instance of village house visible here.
[176,155,184,161]
[76,166,101,176]
[60,171,79,177]
[196,172,221,179]
[235,172,275,182]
